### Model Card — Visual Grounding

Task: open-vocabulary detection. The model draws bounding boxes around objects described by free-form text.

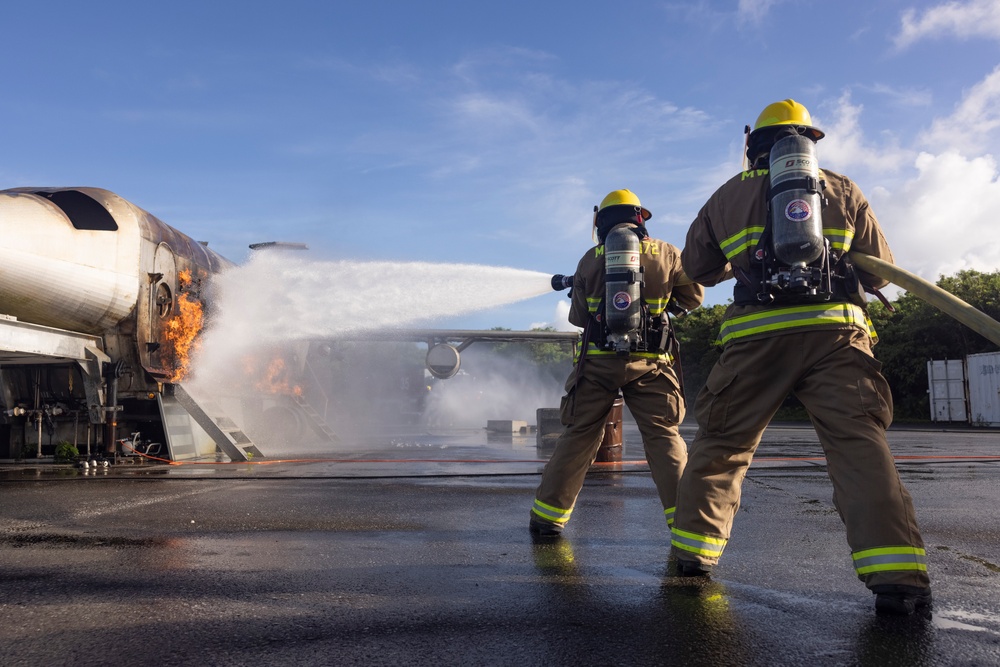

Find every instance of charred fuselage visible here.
[0,187,232,458]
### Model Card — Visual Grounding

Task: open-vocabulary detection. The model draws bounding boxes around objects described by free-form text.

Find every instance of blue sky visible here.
[4,1,1000,331]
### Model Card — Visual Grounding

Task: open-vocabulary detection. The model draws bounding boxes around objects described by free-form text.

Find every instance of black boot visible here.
[871,584,933,616]
[529,516,563,537]
[674,558,713,577]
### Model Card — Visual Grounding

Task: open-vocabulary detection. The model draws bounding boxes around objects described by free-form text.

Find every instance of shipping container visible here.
[926,359,968,423]
[966,351,1000,427]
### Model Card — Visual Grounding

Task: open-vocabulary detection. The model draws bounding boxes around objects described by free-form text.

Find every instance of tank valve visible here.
[551,274,573,291]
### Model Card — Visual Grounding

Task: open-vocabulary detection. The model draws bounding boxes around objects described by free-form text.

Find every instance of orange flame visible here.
[241,352,304,396]
[164,270,204,383]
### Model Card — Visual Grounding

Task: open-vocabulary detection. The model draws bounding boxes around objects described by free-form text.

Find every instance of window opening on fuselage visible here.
[31,190,118,231]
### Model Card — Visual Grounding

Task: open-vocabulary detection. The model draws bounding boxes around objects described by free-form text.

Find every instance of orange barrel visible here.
[594,396,624,463]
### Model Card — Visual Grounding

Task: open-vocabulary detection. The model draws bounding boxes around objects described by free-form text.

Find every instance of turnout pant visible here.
[532,357,688,529]
[671,328,930,590]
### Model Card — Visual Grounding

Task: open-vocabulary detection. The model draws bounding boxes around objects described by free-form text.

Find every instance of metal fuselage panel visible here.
[0,187,245,459]
[0,191,140,334]
[0,187,233,381]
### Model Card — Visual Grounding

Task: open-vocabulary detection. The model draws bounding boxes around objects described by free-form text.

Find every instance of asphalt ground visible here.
[0,422,998,666]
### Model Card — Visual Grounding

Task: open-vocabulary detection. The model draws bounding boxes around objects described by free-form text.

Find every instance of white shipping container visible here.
[966,352,1000,426]
[926,359,967,422]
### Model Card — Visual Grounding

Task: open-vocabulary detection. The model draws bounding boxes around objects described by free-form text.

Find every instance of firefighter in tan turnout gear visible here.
[671,99,932,616]
[530,190,704,537]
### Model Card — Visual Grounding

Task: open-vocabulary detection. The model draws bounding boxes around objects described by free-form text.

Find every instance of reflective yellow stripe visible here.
[721,226,854,260]
[718,302,870,344]
[532,499,572,525]
[852,546,928,575]
[645,297,667,315]
[670,527,727,558]
[823,227,854,253]
[664,506,675,526]
[720,226,764,261]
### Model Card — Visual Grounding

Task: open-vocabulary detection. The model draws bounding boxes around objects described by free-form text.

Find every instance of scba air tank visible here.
[768,133,824,266]
[604,224,642,337]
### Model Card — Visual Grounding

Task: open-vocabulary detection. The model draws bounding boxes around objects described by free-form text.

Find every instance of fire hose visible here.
[847,252,1000,347]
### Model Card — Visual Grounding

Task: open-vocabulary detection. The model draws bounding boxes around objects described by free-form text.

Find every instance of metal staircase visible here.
[290,393,339,442]
[165,384,263,462]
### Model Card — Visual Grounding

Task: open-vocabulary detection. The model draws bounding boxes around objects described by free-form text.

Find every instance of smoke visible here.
[184,250,560,447]
[422,348,567,431]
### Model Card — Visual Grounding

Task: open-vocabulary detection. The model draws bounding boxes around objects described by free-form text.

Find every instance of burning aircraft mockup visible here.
[0,187,580,463]
[0,187,257,461]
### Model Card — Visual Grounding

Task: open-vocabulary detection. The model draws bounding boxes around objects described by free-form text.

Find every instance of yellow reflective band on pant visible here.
[670,527,727,558]
[718,303,870,345]
[852,546,928,575]
[664,506,675,526]
[532,499,572,525]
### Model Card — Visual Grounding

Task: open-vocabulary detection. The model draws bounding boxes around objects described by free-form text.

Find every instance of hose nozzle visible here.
[551,274,573,291]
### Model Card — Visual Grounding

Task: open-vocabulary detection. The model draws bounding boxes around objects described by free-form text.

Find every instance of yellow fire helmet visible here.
[751,99,825,141]
[595,189,651,222]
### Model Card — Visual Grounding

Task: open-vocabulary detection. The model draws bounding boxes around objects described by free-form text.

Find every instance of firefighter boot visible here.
[871,585,933,616]
[529,515,563,538]
[672,557,713,578]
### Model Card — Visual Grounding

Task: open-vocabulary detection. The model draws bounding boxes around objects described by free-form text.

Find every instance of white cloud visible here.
[452,92,543,135]
[920,64,1000,153]
[895,0,1000,49]
[422,58,721,241]
[865,83,933,108]
[737,0,780,24]
[528,298,576,333]
[815,93,913,175]
[871,151,1000,280]
[553,299,575,332]
[804,74,1000,288]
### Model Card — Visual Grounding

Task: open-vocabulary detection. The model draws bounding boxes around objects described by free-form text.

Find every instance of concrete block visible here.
[486,420,528,434]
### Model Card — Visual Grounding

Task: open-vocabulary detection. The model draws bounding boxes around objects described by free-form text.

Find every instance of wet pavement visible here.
[1,423,999,666]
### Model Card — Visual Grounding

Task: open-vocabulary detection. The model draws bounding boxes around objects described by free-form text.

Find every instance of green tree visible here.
[485,326,575,383]
[870,269,1000,420]
[672,304,727,404]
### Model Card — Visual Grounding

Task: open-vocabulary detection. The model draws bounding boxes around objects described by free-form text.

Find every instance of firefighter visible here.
[530,189,704,537]
[671,99,932,616]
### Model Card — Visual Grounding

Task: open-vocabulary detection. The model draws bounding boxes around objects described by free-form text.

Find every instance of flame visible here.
[241,352,304,396]
[164,273,204,382]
